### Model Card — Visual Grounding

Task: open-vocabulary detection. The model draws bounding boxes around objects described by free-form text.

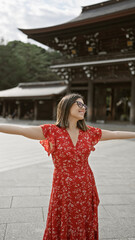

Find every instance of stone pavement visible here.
[0,118,135,240]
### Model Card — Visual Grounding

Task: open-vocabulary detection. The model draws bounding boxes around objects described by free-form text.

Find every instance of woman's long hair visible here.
[55,93,88,131]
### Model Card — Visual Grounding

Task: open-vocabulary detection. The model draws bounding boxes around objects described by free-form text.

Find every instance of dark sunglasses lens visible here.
[78,102,83,108]
[84,105,87,111]
[77,101,87,111]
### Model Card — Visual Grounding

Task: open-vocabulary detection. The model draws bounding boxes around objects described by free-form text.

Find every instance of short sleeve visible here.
[87,125,102,151]
[39,124,55,156]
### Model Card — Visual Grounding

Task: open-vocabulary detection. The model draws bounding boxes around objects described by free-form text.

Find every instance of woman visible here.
[0,93,135,240]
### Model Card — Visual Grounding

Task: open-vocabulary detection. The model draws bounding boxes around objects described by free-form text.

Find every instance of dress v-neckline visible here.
[65,128,80,148]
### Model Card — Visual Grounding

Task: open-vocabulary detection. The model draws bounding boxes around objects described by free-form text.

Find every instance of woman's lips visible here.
[79,111,85,114]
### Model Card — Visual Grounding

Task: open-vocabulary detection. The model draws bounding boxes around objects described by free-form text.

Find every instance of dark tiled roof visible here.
[70,0,135,23]
[19,0,135,36]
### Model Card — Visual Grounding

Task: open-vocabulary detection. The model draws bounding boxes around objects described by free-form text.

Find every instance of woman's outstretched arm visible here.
[101,129,135,141]
[0,124,45,140]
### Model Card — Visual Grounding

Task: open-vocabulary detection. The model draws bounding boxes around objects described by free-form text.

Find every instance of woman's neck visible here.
[67,117,78,130]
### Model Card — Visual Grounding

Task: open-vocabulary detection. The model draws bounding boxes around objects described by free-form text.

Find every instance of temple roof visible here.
[19,0,135,43]
[70,0,135,23]
[0,81,68,99]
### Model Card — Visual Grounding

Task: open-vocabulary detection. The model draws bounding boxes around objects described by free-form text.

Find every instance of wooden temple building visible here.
[19,0,135,123]
[1,0,135,123]
[0,81,68,120]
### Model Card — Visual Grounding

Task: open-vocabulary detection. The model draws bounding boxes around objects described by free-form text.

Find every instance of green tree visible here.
[0,40,62,90]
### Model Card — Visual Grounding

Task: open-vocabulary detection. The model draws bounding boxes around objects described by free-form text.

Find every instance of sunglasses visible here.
[75,101,87,111]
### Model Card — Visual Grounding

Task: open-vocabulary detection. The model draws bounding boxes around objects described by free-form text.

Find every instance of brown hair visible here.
[55,93,88,131]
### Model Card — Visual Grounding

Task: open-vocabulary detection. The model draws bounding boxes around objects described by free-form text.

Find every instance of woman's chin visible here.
[77,115,84,120]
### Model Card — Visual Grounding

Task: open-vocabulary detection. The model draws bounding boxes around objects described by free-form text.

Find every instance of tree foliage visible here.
[0,40,62,90]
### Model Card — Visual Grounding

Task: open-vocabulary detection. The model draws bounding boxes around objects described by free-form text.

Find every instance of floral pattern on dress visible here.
[40,124,102,240]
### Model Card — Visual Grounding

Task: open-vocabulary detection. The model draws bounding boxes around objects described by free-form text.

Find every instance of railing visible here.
[51,51,135,65]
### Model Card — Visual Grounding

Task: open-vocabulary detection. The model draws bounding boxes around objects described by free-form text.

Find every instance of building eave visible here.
[19,0,135,38]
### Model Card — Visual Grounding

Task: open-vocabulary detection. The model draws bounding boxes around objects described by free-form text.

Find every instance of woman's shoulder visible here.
[41,123,63,132]
[87,125,96,131]
[87,125,102,134]
[87,125,100,129]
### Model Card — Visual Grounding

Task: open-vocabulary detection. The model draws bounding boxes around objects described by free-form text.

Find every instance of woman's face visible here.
[68,98,87,120]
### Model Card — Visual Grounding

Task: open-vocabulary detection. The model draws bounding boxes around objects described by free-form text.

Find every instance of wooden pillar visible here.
[34,100,38,120]
[87,79,93,122]
[67,81,71,94]
[2,101,6,117]
[8,102,11,116]
[17,102,21,119]
[130,78,135,124]
[111,88,115,120]
[53,99,57,120]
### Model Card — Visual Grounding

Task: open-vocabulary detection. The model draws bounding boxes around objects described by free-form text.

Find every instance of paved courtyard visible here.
[0,119,135,239]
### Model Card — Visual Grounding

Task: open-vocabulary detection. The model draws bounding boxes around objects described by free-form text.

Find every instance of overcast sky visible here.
[0,0,109,48]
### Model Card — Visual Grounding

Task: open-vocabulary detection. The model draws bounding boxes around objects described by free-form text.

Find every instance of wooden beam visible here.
[130,77,135,123]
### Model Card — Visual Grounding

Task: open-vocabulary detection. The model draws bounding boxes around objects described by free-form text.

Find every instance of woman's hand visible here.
[100,129,135,141]
[0,124,45,140]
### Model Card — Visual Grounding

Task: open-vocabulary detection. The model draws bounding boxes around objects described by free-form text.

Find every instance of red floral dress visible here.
[40,124,102,240]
